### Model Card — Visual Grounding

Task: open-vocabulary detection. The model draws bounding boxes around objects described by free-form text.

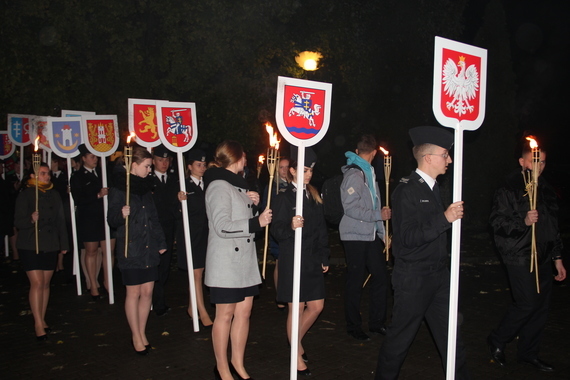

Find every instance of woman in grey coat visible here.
[203,140,272,380]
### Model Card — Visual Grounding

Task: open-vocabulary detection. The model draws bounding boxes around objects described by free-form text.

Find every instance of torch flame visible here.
[525,136,538,149]
[258,155,265,164]
[265,123,280,150]
[126,131,136,144]
[379,146,389,155]
[34,136,40,152]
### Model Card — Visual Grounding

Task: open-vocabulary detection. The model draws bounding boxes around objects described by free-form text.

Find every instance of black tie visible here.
[433,182,441,204]
[198,180,203,190]
[161,175,166,184]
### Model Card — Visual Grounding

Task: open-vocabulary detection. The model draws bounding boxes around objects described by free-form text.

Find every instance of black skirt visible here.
[120,266,159,286]
[209,285,259,304]
[20,249,58,271]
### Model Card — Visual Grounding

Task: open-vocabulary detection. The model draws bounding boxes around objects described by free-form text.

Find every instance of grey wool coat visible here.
[204,167,262,289]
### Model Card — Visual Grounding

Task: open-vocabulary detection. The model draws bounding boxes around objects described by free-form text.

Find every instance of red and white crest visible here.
[275,77,332,147]
[433,37,487,131]
[128,98,166,148]
[156,101,198,153]
[81,115,119,157]
[0,131,16,159]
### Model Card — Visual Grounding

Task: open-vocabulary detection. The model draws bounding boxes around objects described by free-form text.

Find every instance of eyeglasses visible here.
[423,153,449,159]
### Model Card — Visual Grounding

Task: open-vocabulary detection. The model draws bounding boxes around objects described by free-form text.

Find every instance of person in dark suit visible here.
[177,149,213,327]
[149,144,180,316]
[271,148,329,376]
[70,144,115,299]
[376,126,469,380]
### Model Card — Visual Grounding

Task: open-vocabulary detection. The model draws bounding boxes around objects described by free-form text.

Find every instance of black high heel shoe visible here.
[297,367,312,376]
[36,334,48,341]
[131,340,149,356]
[213,365,222,380]
[229,362,253,380]
[44,327,52,334]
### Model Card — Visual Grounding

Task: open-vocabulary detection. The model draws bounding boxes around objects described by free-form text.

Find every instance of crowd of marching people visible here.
[0,127,566,379]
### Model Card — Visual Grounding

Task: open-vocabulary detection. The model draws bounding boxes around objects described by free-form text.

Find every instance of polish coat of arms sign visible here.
[156,101,198,153]
[7,114,34,146]
[433,37,487,131]
[46,117,83,157]
[129,98,164,148]
[0,131,16,159]
[275,77,332,147]
[81,115,119,157]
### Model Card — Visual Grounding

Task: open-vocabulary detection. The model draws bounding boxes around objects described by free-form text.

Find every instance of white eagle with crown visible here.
[442,56,479,116]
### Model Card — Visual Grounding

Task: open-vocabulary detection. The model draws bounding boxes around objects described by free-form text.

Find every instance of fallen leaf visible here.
[161,331,169,336]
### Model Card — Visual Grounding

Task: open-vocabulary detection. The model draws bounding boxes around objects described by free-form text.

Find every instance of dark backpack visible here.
[321,164,363,225]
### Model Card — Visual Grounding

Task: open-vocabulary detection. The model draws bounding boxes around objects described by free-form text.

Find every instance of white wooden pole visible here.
[289,146,305,380]
[177,151,199,332]
[67,156,82,295]
[100,158,115,304]
[446,124,464,380]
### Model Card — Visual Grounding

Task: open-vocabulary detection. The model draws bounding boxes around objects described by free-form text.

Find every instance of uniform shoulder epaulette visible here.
[399,177,410,184]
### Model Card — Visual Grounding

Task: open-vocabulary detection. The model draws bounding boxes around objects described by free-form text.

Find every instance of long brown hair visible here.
[209,140,244,169]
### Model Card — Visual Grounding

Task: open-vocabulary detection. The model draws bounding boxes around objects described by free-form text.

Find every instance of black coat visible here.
[149,171,181,226]
[490,169,562,266]
[108,175,166,270]
[70,167,105,241]
[391,171,451,270]
[177,178,209,270]
[271,184,329,302]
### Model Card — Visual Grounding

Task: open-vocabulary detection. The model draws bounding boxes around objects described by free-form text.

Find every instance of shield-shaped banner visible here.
[156,101,198,153]
[31,116,52,152]
[7,114,34,146]
[128,98,165,148]
[47,117,83,158]
[61,110,96,118]
[433,36,487,131]
[81,115,119,157]
[0,131,16,159]
[275,76,332,147]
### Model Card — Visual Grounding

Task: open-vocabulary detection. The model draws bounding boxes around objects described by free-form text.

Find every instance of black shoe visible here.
[145,343,151,350]
[155,307,171,317]
[132,340,149,356]
[348,329,370,341]
[302,353,308,362]
[44,327,52,334]
[487,336,506,366]
[297,367,312,376]
[91,294,102,301]
[36,334,48,341]
[518,358,554,372]
[229,362,253,379]
[369,326,387,336]
[213,365,222,380]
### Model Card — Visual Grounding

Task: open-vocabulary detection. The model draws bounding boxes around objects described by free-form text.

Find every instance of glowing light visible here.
[379,146,389,155]
[126,132,136,144]
[34,136,40,151]
[258,155,265,164]
[295,51,323,71]
[526,136,538,149]
[265,123,280,150]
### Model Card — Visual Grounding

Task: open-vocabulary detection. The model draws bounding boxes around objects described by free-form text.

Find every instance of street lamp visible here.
[295,51,322,71]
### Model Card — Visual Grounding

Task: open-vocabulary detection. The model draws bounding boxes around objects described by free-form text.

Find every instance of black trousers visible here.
[152,220,175,311]
[376,266,469,380]
[489,261,552,361]
[343,237,388,332]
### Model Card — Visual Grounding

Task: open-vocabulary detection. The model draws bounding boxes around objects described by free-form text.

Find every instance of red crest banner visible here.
[156,101,198,153]
[81,115,119,157]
